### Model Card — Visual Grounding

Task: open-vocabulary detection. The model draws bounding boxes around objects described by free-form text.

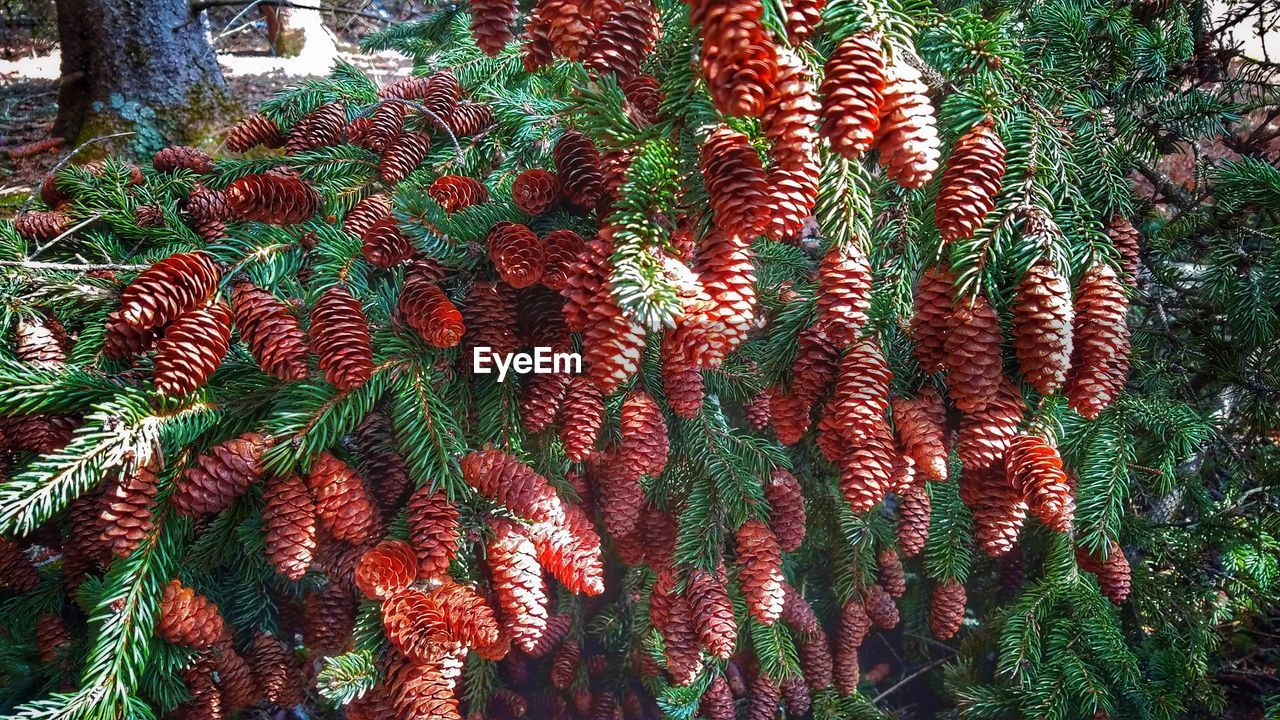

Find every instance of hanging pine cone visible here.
[595,451,644,542]
[956,380,1025,473]
[310,285,375,391]
[969,468,1029,557]
[833,599,865,693]
[225,113,285,152]
[518,284,571,350]
[512,169,562,215]
[619,390,669,477]
[696,0,778,117]
[910,265,954,374]
[406,486,461,578]
[35,612,71,664]
[539,0,595,60]
[12,209,72,242]
[184,184,232,242]
[379,132,433,184]
[700,675,735,720]
[863,583,899,629]
[935,119,1005,242]
[558,375,605,458]
[815,243,872,345]
[307,452,378,543]
[551,639,581,689]
[877,548,907,599]
[765,468,807,552]
[230,280,309,381]
[443,101,495,136]
[762,49,820,241]
[160,579,227,649]
[699,125,768,238]
[585,0,658,81]
[399,275,464,348]
[1067,263,1130,419]
[153,301,233,396]
[173,432,268,517]
[14,314,67,366]
[1076,541,1131,604]
[819,32,884,158]
[930,581,966,639]
[261,473,316,580]
[180,659,223,720]
[833,338,892,441]
[563,231,609,332]
[97,463,159,558]
[285,101,347,153]
[784,0,823,44]
[745,390,771,431]
[487,518,550,654]
[305,582,357,656]
[650,569,704,685]
[838,428,896,513]
[541,228,585,291]
[688,565,737,659]
[429,175,489,212]
[471,0,517,54]
[873,61,940,189]
[944,293,1004,413]
[361,217,415,267]
[118,251,221,330]
[386,652,464,718]
[461,449,565,524]
[249,632,303,707]
[529,501,605,595]
[670,228,755,368]
[487,221,545,288]
[623,74,664,124]
[355,413,412,516]
[1005,434,1074,532]
[554,130,604,211]
[153,145,214,174]
[1010,262,1074,395]
[521,8,554,70]
[1105,215,1141,279]
[897,482,930,557]
[355,540,418,600]
[0,539,39,593]
[575,232,647,392]
[891,388,948,482]
[736,518,785,625]
[390,583,500,656]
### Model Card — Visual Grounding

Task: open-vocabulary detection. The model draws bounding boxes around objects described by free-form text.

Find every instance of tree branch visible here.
[189,0,388,19]
[0,260,149,272]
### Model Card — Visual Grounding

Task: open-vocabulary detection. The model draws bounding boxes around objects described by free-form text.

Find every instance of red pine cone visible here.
[594,449,645,541]
[185,184,232,242]
[701,675,735,720]
[688,566,737,660]
[285,101,346,153]
[487,221,545,288]
[956,380,1025,473]
[863,583,899,629]
[1005,434,1074,532]
[878,548,906,599]
[487,518,550,654]
[784,0,823,44]
[935,119,1005,242]
[443,101,495,137]
[160,579,227,649]
[307,452,377,543]
[816,242,872,346]
[461,449,565,524]
[97,463,159,558]
[553,130,604,211]
[585,0,658,81]
[225,113,285,152]
[462,281,521,358]
[897,482,931,557]
[429,175,489,212]
[668,228,755,368]
[1067,263,1130,419]
[0,414,78,454]
[471,0,517,55]
[911,266,954,374]
[407,486,461,578]
[361,217,415,268]
[766,468,807,552]
[104,310,160,360]
[699,125,768,237]
[154,301,232,396]
[343,193,391,237]
[305,583,356,656]
[662,352,704,419]
[541,228,585,291]
[781,583,820,636]
[891,387,948,482]
[650,569,704,685]
[522,372,570,434]
[762,48,820,241]
[512,169,562,215]
[153,145,214,174]
[944,293,1004,413]
[521,8,554,70]
[736,518,784,625]
[1076,541,1131,604]
[1106,215,1141,279]
[310,285,375,391]
[873,62,940,189]
[518,284,572,350]
[213,643,258,710]
[798,631,834,690]
[261,473,316,580]
[118,251,221,330]
[540,0,594,60]
[386,652,464,719]
[399,275,464,348]
[355,411,413,513]
[562,230,609,332]
[624,74,664,124]
[225,170,321,224]
[838,428,896,513]
[968,468,1029,557]
[1012,262,1074,395]
[782,675,811,717]
[559,375,605,461]
[132,203,165,228]
[249,632,303,707]
[695,0,778,117]
[231,280,309,381]
[529,500,605,595]
[930,581,966,639]
[619,390,668,478]
[820,32,885,158]
[747,671,781,720]
[379,132,433,184]
[551,639,581,689]
[356,540,419,600]
[833,338,892,440]
[173,432,268,516]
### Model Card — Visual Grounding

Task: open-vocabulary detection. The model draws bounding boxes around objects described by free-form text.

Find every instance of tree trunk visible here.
[53,0,234,151]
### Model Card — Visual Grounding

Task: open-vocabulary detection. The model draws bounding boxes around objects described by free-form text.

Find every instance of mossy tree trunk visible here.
[53,0,235,152]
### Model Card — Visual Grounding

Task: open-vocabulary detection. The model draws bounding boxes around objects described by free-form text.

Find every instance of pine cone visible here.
[766,468,807,552]
[1005,434,1074,532]
[555,377,603,462]
[944,293,1004,413]
[429,175,489,212]
[1105,215,1141,279]
[462,281,521,357]
[184,184,232,242]
[696,0,778,117]
[160,579,227,649]
[461,449,565,524]
[261,473,316,580]
[0,539,39,593]
[591,449,644,543]
[1076,541,1131,604]
[404,486,460,579]
[231,280,309,381]
[930,581,966,640]
[362,101,407,153]
[443,102,495,137]
[132,203,166,228]
[471,0,517,55]
[578,234,647,392]
[872,61,940,188]
[0,414,78,454]
[619,390,668,478]
[815,243,872,345]
[487,221,545,288]
[911,266,954,374]
[153,301,232,396]
[833,338,892,441]
[838,428,896,512]
[541,228,585,291]
[343,193,391,237]
[623,74,664,124]
[517,284,572,350]
[700,675,735,720]
[225,113,284,152]
[780,583,820,637]
[782,675,811,716]
[173,432,268,517]
[488,518,550,654]
[699,125,768,237]
[784,0,823,43]
[747,671,781,720]
[562,231,609,332]
[386,652,463,719]
[212,643,258,710]
[249,632,303,707]
[553,130,604,211]
[897,482,931,557]
[819,32,885,158]
[745,388,775,429]
[119,251,221,331]
[97,464,159,558]
[539,0,594,60]
[662,352,705,419]
[512,169,562,215]
[529,500,605,595]
[308,452,377,543]
[891,387,948,482]
[355,540,418,600]
[650,568,704,685]
[14,315,67,366]
[969,468,1028,557]
[762,49,820,241]
[35,612,71,664]
[736,519,784,625]
[521,7,555,70]
[1012,262,1074,395]
[1067,264,1129,419]
[585,0,658,81]
[521,372,569,434]
[224,170,321,224]
[310,285,374,391]
[355,414,411,516]
[104,310,160,360]
[551,639,581,689]
[668,228,755,368]
[688,566,737,660]
[285,101,347,153]
[305,583,356,656]
[13,209,72,242]
[877,548,906,599]
[935,119,1005,242]
[379,132,433,184]
[956,380,1025,473]
[152,145,214,174]
[863,583,898,630]
[398,276,464,348]
[361,217,414,268]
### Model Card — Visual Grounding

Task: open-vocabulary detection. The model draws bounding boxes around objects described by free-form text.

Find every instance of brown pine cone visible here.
[13,209,72,242]
[471,0,517,55]
[1106,215,1141,279]
[538,0,595,60]
[699,125,768,238]
[1076,541,1131,604]
[0,414,78,454]
[230,280,309,381]
[784,0,823,43]
[736,518,784,625]
[429,175,489,212]
[304,582,356,656]
[747,671,781,720]
[696,0,778,118]
[968,468,1029,557]
[878,548,906,599]
[944,293,1004,413]
[619,390,668,477]
[212,642,258,710]
[595,450,645,541]
[554,130,604,211]
[0,538,39,593]
[343,193,391,237]
[512,169,562,215]
[528,500,605,595]
[688,565,737,660]
[131,203,166,228]
[935,119,1005,242]
[1012,262,1074,396]
[153,301,233,396]
[521,372,569,434]
[310,285,374,391]
[97,463,160,558]
[386,583,498,657]
[540,228,585,291]
[559,375,605,461]
[780,582,820,637]
[521,7,555,70]
[561,231,609,332]
[248,632,303,707]
[517,284,571,350]
[649,568,704,685]
[487,221,545,288]
[399,275,464,348]
[782,675,811,717]
[379,131,433,184]
[838,427,896,512]
[820,32,884,158]
[355,540,418,600]
[956,380,1025,474]
[891,387,947,480]
[160,579,227,649]
[911,266,954,374]
[35,612,71,664]
[668,227,755,369]
[14,314,67,366]
[623,74,664,124]
[873,61,941,189]
[103,310,160,361]
[361,216,415,268]
[179,658,224,720]
[362,101,407,153]
[152,145,214,174]
[762,48,820,242]
[700,674,735,720]
[461,449,564,523]
[863,583,899,630]
[184,184,232,242]
[225,113,284,152]
[585,0,658,81]
[661,351,704,419]
[487,518,550,654]
[118,251,221,330]
[224,170,320,225]
[744,391,771,431]
[385,651,463,718]
[355,413,412,515]
[173,432,268,517]
[833,338,892,441]
[1067,263,1129,419]
[551,640,581,689]
[1005,434,1074,532]
[930,580,966,640]
[578,258,647,392]
[307,452,377,544]
[285,101,347,153]
[406,486,460,579]
[443,101,495,137]
[815,242,872,346]
[261,473,316,580]
[897,482,931,557]
[765,468,807,552]
[463,281,521,357]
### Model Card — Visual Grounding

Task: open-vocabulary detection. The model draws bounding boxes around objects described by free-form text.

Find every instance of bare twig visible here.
[189,0,388,20]
[29,213,105,259]
[0,260,148,272]
[871,655,955,704]
[20,132,137,213]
